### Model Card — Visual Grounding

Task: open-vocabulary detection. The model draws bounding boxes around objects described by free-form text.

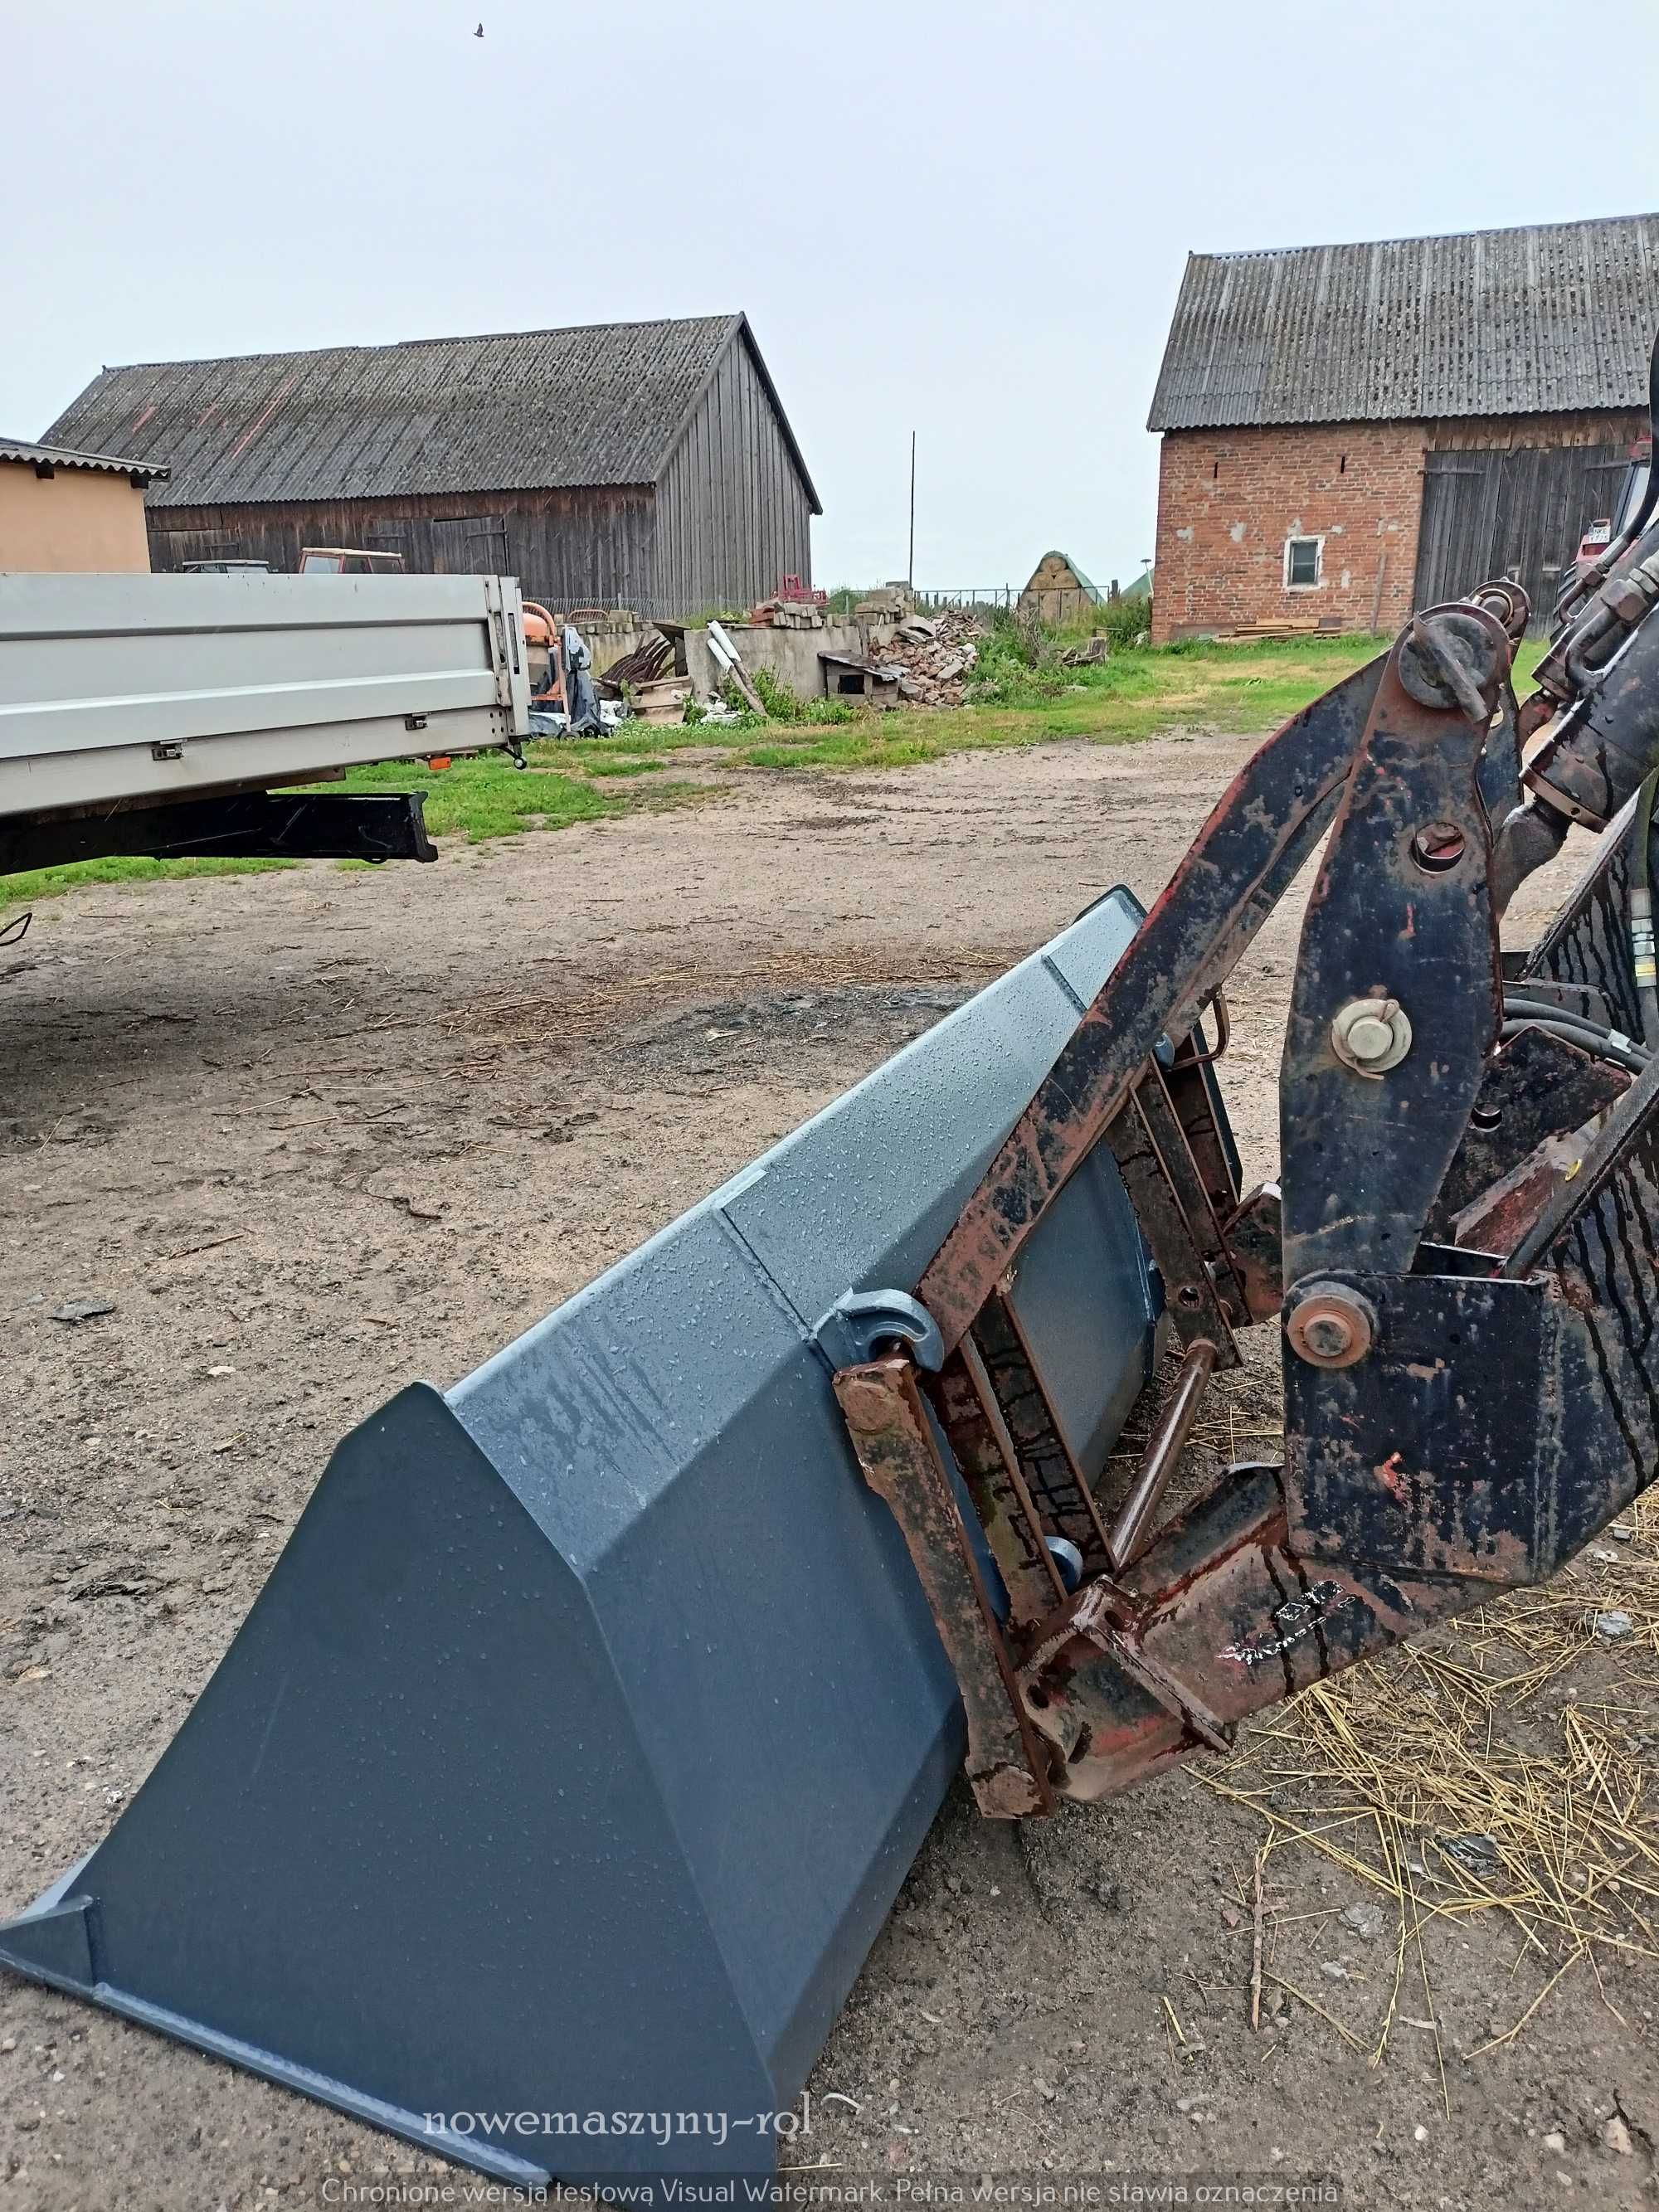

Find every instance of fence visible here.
[915,586,1129,628]
[915,587,1018,614]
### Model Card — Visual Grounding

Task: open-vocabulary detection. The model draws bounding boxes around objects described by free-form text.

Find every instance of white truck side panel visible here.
[0,573,530,822]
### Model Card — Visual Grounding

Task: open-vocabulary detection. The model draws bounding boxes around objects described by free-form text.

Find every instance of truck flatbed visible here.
[0,571,529,827]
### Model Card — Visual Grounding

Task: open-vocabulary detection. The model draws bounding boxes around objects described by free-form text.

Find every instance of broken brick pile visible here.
[872,607,982,707]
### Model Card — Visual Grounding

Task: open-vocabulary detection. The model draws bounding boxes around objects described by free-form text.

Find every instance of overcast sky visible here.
[6,2,1657,593]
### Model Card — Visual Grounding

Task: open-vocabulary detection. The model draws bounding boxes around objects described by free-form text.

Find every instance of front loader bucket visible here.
[0,892,1160,2191]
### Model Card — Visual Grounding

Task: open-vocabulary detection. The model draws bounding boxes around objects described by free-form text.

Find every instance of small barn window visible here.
[1285,536,1322,589]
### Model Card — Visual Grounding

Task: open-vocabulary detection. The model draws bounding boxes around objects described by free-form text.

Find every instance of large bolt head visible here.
[1398,610,1503,715]
[1301,1313,1357,1360]
[1345,1011,1395,1061]
[1609,576,1656,625]
[1331,994,1412,1076]
[1287,1283,1377,1369]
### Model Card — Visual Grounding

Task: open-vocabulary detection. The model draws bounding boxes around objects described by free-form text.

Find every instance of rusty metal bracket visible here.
[932,1339,1068,1630]
[1427,1025,1629,1239]
[1105,1062,1243,1364]
[1278,605,1508,1286]
[1220,1183,1283,1321]
[834,1354,1053,1818]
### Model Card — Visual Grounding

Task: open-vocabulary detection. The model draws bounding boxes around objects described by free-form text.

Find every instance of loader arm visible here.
[837,470,1659,1815]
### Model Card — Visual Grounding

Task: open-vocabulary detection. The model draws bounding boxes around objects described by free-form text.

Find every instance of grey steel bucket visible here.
[0,891,1160,2190]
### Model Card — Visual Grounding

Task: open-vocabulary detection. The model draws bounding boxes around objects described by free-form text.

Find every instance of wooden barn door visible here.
[1412,454,1501,616]
[430,516,508,576]
[1413,445,1630,631]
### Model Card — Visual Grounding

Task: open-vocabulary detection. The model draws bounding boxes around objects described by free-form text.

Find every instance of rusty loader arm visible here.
[836,471,1659,1817]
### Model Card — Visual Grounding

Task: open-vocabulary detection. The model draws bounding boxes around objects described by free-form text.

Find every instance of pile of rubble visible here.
[873,607,982,707]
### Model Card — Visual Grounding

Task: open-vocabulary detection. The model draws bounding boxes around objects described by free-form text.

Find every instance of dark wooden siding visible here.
[142,328,815,619]
[652,333,814,614]
[147,487,658,611]
[1412,436,1636,632]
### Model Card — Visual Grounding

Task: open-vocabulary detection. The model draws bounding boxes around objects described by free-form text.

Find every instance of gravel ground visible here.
[2,728,1652,2210]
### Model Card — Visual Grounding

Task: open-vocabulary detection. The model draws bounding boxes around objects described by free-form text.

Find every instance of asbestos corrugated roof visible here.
[0,435,169,483]
[41,314,818,510]
[1148,213,1659,430]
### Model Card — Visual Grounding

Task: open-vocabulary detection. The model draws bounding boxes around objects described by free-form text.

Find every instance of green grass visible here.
[0,632,1552,909]
[0,852,297,906]
[732,633,1547,775]
[307,749,629,840]
[584,755,666,778]
[738,634,1403,772]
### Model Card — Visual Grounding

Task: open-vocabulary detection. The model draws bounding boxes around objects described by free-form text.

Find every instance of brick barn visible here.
[41,314,820,620]
[1147,212,1659,641]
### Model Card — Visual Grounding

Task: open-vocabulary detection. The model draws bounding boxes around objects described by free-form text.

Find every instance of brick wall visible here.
[1151,422,1426,642]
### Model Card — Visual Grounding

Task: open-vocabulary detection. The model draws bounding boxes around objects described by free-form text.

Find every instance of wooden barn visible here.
[42,314,820,618]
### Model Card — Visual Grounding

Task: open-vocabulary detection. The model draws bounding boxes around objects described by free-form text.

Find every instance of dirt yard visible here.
[2,728,1653,2210]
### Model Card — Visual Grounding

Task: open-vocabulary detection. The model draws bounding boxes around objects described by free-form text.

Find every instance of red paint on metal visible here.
[1374,1451,1409,1506]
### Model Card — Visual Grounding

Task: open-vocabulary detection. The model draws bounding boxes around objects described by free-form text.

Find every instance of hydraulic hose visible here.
[1547,338,1659,630]
[1631,769,1659,1047]
[1625,339,1659,548]
[1501,993,1648,1055]
[1495,587,1659,912]
[1504,1013,1654,1075]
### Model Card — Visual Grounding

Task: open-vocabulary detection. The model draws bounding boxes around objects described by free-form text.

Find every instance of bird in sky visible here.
[474,21,484,36]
